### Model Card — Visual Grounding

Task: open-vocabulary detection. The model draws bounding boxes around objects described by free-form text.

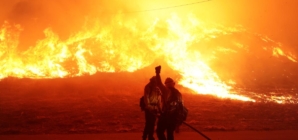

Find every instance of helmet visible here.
[165,77,175,84]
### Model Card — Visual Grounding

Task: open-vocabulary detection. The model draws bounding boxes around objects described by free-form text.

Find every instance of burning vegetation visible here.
[1,0,298,135]
[1,0,298,104]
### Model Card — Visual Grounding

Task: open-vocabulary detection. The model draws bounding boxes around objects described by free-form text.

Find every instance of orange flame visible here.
[1,13,297,103]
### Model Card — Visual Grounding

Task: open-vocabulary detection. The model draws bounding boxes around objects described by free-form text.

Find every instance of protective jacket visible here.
[144,83,162,114]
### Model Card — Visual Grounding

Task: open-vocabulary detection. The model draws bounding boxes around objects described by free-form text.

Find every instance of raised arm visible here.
[155,66,169,104]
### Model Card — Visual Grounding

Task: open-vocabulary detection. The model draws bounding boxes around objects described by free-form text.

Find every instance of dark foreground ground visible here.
[1,131,298,140]
[1,74,298,136]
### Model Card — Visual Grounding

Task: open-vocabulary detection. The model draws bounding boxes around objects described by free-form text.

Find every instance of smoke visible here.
[2,0,297,50]
[0,0,136,50]
[1,0,297,102]
[1,0,298,82]
[194,0,298,53]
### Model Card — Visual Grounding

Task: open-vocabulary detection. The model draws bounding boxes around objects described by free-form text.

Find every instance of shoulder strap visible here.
[169,87,181,102]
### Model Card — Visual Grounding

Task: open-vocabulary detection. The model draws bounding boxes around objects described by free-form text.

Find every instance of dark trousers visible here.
[156,114,176,140]
[143,110,156,140]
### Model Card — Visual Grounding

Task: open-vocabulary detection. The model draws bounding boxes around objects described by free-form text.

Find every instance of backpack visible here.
[176,102,188,124]
[140,96,145,111]
[168,87,188,124]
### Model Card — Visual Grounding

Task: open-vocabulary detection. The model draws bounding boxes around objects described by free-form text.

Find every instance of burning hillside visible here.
[1,0,298,103]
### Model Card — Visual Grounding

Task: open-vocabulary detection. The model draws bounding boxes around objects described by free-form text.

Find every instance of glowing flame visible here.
[0,13,297,103]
